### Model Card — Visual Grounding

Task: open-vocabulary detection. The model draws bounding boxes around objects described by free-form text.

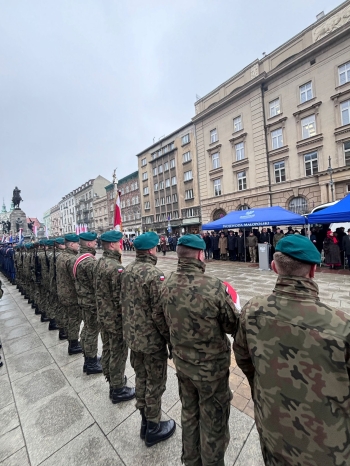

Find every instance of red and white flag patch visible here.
[159,275,165,281]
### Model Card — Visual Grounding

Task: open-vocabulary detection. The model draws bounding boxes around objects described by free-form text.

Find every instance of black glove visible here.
[168,343,173,360]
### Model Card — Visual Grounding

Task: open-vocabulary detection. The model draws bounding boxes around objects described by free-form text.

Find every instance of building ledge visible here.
[334,124,350,138]
[206,143,222,154]
[232,159,249,170]
[293,101,322,118]
[209,167,224,178]
[331,86,350,100]
[296,96,317,108]
[229,132,248,144]
[266,112,283,122]
[268,145,289,157]
[265,117,287,130]
[296,134,323,149]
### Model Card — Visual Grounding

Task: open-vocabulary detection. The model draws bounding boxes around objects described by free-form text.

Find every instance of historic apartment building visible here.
[93,193,109,233]
[59,190,77,234]
[136,123,201,234]
[193,1,350,224]
[50,205,60,236]
[118,171,141,236]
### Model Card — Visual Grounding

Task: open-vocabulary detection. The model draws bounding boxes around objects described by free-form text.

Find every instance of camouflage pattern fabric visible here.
[120,252,170,353]
[95,249,128,388]
[45,250,56,319]
[233,276,350,466]
[49,249,67,330]
[74,246,97,357]
[38,248,51,314]
[162,257,239,465]
[177,371,231,466]
[130,347,167,423]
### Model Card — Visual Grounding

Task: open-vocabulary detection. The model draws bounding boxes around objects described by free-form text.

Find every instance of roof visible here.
[118,171,139,185]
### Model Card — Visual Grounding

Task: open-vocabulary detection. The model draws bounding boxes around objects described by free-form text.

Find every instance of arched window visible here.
[236,204,250,211]
[212,208,227,221]
[288,196,308,215]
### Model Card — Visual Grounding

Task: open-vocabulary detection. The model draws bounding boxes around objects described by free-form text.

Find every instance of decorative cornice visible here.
[293,101,322,118]
[206,144,222,154]
[265,117,288,130]
[232,159,249,171]
[268,145,289,157]
[296,134,323,149]
[229,132,248,144]
[334,124,350,137]
[331,87,350,102]
[209,167,224,178]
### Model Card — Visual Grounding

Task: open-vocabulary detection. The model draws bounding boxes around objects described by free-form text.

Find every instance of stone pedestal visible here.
[10,208,29,235]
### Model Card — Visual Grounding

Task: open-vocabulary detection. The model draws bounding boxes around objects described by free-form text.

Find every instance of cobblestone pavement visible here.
[0,253,349,465]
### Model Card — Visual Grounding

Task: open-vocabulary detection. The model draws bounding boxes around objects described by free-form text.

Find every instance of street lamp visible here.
[327,156,334,202]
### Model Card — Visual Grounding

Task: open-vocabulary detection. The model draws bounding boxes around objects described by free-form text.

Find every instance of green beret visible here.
[39,239,47,246]
[178,234,206,250]
[79,232,97,241]
[65,233,79,243]
[54,237,65,245]
[275,234,321,265]
[25,243,32,249]
[101,231,123,242]
[46,239,55,247]
[134,232,159,250]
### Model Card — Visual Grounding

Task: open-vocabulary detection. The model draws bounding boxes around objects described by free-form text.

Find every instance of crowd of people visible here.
[0,230,349,466]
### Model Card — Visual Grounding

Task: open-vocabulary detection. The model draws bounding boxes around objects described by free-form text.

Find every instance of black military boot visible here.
[59,329,68,340]
[40,312,50,322]
[68,340,83,355]
[48,318,59,331]
[34,305,41,315]
[28,298,32,304]
[145,419,176,447]
[140,409,147,440]
[111,386,136,404]
[86,356,103,375]
[31,302,36,309]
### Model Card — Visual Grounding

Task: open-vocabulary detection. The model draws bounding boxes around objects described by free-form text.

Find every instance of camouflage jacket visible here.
[162,258,239,381]
[49,248,64,295]
[38,248,51,289]
[233,276,350,466]
[272,232,285,247]
[95,249,124,331]
[56,247,78,306]
[74,246,97,311]
[121,252,169,353]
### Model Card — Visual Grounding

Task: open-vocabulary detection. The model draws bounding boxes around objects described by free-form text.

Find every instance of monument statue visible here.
[16,217,23,233]
[27,218,34,232]
[12,187,23,209]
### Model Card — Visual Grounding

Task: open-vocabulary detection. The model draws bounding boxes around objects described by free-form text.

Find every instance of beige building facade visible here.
[137,123,201,235]
[93,194,109,233]
[118,171,141,236]
[50,205,60,237]
[194,1,350,224]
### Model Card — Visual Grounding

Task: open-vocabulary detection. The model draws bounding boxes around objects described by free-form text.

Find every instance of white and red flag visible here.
[113,189,123,247]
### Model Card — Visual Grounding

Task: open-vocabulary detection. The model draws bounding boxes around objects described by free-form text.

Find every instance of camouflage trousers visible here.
[66,303,82,341]
[176,370,232,466]
[80,307,99,358]
[47,290,57,320]
[34,283,40,307]
[40,283,49,313]
[130,347,168,423]
[100,326,128,388]
[55,301,68,330]
[249,246,257,262]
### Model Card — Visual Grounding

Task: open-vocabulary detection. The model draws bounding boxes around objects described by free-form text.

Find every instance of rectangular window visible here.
[212,152,220,169]
[143,187,149,195]
[300,82,313,103]
[184,170,193,181]
[156,214,160,222]
[170,159,175,169]
[153,167,158,176]
[185,208,195,218]
[344,141,350,166]
[185,189,194,200]
[235,142,245,161]
[210,128,218,143]
[155,198,159,207]
[158,165,163,173]
[269,98,281,117]
[173,210,179,219]
[166,195,171,204]
[160,197,165,206]
[301,115,316,139]
[183,151,191,163]
[144,201,150,210]
[214,179,221,196]
[145,216,151,224]
[237,171,247,191]
[233,116,242,132]
[141,156,146,165]
[339,61,350,85]
[304,151,318,176]
[154,182,158,191]
[169,142,174,150]
[274,161,286,183]
[271,128,283,149]
[164,162,169,171]
[159,181,164,189]
[172,193,178,202]
[171,176,177,186]
[165,178,170,188]
[142,172,148,180]
[134,181,138,189]
[152,152,157,160]
[182,134,190,145]
[341,100,350,126]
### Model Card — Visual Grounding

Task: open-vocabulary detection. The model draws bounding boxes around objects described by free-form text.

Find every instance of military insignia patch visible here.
[118,268,124,273]
[160,275,165,281]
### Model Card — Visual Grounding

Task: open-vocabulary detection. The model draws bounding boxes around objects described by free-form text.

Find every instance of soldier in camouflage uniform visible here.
[56,233,83,355]
[233,234,350,466]
[74,232,101,375]
[44,239,59,330]
[37,240,51,323]
[121,231,176,447]
[162,234,239,466]
[94,230,135,403]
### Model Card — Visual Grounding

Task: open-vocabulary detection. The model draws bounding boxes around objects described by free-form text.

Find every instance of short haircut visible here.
[79,239,90,248]
[273,251,312,277]
[177,245,200,258]
[101,240,114,251]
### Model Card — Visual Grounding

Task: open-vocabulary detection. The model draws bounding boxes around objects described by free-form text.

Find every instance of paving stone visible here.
[12,364,69,412]
[225,407,255,465]
[60,357,104,394]
[0,403,19,437]
[20,386,94,466]
[48,341,84,367]
[108,410,182,466]
[0,303,18,314]
[0,426,25,462]
[0,374,14,409]
[0,322,35,342]
[2,333,43,359]
[166,399,182,425]
[37,330,67,349]
[0,447,30,466]
[234,425,264,466]
[0,315,28,329]
[160,365,180,413]
[79,376,136,435]
[6,344,54,382]
[40,423,124,466]
[0,310,22,321]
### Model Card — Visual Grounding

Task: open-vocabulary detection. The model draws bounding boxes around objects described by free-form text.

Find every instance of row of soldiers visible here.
[1,231,349,465]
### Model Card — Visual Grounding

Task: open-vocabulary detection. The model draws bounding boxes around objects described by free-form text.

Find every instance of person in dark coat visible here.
[203,233,212,260]
[342,229,350,269]
[323,230,341,269]
[227,231,237,261]
[236,231,245,261]
[211,232,220,260]
[259,228,271,244]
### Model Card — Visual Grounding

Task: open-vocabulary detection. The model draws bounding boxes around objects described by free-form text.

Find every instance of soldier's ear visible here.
[271,260,278,275]
[309,264,317,279]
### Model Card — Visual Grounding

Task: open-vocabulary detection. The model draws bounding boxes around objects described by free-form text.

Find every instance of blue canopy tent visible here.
[307,194,350,223]
[202,206,306,230]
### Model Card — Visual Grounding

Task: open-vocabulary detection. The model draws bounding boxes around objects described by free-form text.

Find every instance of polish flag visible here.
[113,190,123,247]
[33,225,38,237]
[84,224,88,233]
[76,225,79,235]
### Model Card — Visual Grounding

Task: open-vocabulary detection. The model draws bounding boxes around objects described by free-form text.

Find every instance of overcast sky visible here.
[0,0,342,221]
